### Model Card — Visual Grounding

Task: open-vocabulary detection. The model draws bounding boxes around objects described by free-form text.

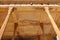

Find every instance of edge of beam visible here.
[0,4,60,7]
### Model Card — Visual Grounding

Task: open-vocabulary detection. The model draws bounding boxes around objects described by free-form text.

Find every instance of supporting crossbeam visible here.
[0,7,13,40]
[44,7,60,40]
[0,4,59,7]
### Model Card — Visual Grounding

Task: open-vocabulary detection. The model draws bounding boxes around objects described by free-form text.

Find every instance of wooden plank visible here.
[0,7,60,23]
[17,25,43,36]
[0,7,13,40]
[40,35,55,40]
[44,7,60,40]
[0,0,60,4]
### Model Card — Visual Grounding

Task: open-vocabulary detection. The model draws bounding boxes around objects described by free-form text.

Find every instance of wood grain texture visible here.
[0,7,60,40]
[0,0,60,4]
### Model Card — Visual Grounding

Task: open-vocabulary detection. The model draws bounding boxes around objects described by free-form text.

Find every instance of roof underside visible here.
[0,0,60,4]
[0,7,60,37]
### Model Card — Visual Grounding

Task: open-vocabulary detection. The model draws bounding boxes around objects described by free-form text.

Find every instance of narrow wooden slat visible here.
[44,7,60,40]
[0,7,13,40]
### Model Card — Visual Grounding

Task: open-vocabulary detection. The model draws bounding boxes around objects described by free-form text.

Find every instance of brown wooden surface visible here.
[0,7,60,40]
[0,0,60,4]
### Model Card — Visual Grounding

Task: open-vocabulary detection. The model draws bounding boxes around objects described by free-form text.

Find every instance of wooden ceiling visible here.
[0,0,60,4]
[0,7,60,39]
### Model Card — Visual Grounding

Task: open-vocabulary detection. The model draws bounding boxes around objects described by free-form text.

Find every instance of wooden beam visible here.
[0,7,13,40]
[44,7,60,40]
[12,8,18,23]
[0,5,59,7]
[11,8,18,40]
[0,0,60,4]
[12,23,18,40]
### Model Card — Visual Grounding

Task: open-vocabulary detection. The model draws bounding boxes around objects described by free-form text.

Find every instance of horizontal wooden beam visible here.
[0,4,59,7]
[0,0,60,4]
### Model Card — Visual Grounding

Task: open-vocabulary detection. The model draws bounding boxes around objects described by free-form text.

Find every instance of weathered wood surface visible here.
[0,0,60,4]
[0,7,60,40]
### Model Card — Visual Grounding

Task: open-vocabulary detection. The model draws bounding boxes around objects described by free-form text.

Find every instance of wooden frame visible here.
[0,5,60,40]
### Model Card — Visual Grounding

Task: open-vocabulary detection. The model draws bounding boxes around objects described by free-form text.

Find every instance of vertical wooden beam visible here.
[40,23,44,32]
[11,8,18,40]
[37,23,43,40]
[12,8,18,22]
[12,23,18,40]
[44,7,60,40]
[0,7,13,40]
